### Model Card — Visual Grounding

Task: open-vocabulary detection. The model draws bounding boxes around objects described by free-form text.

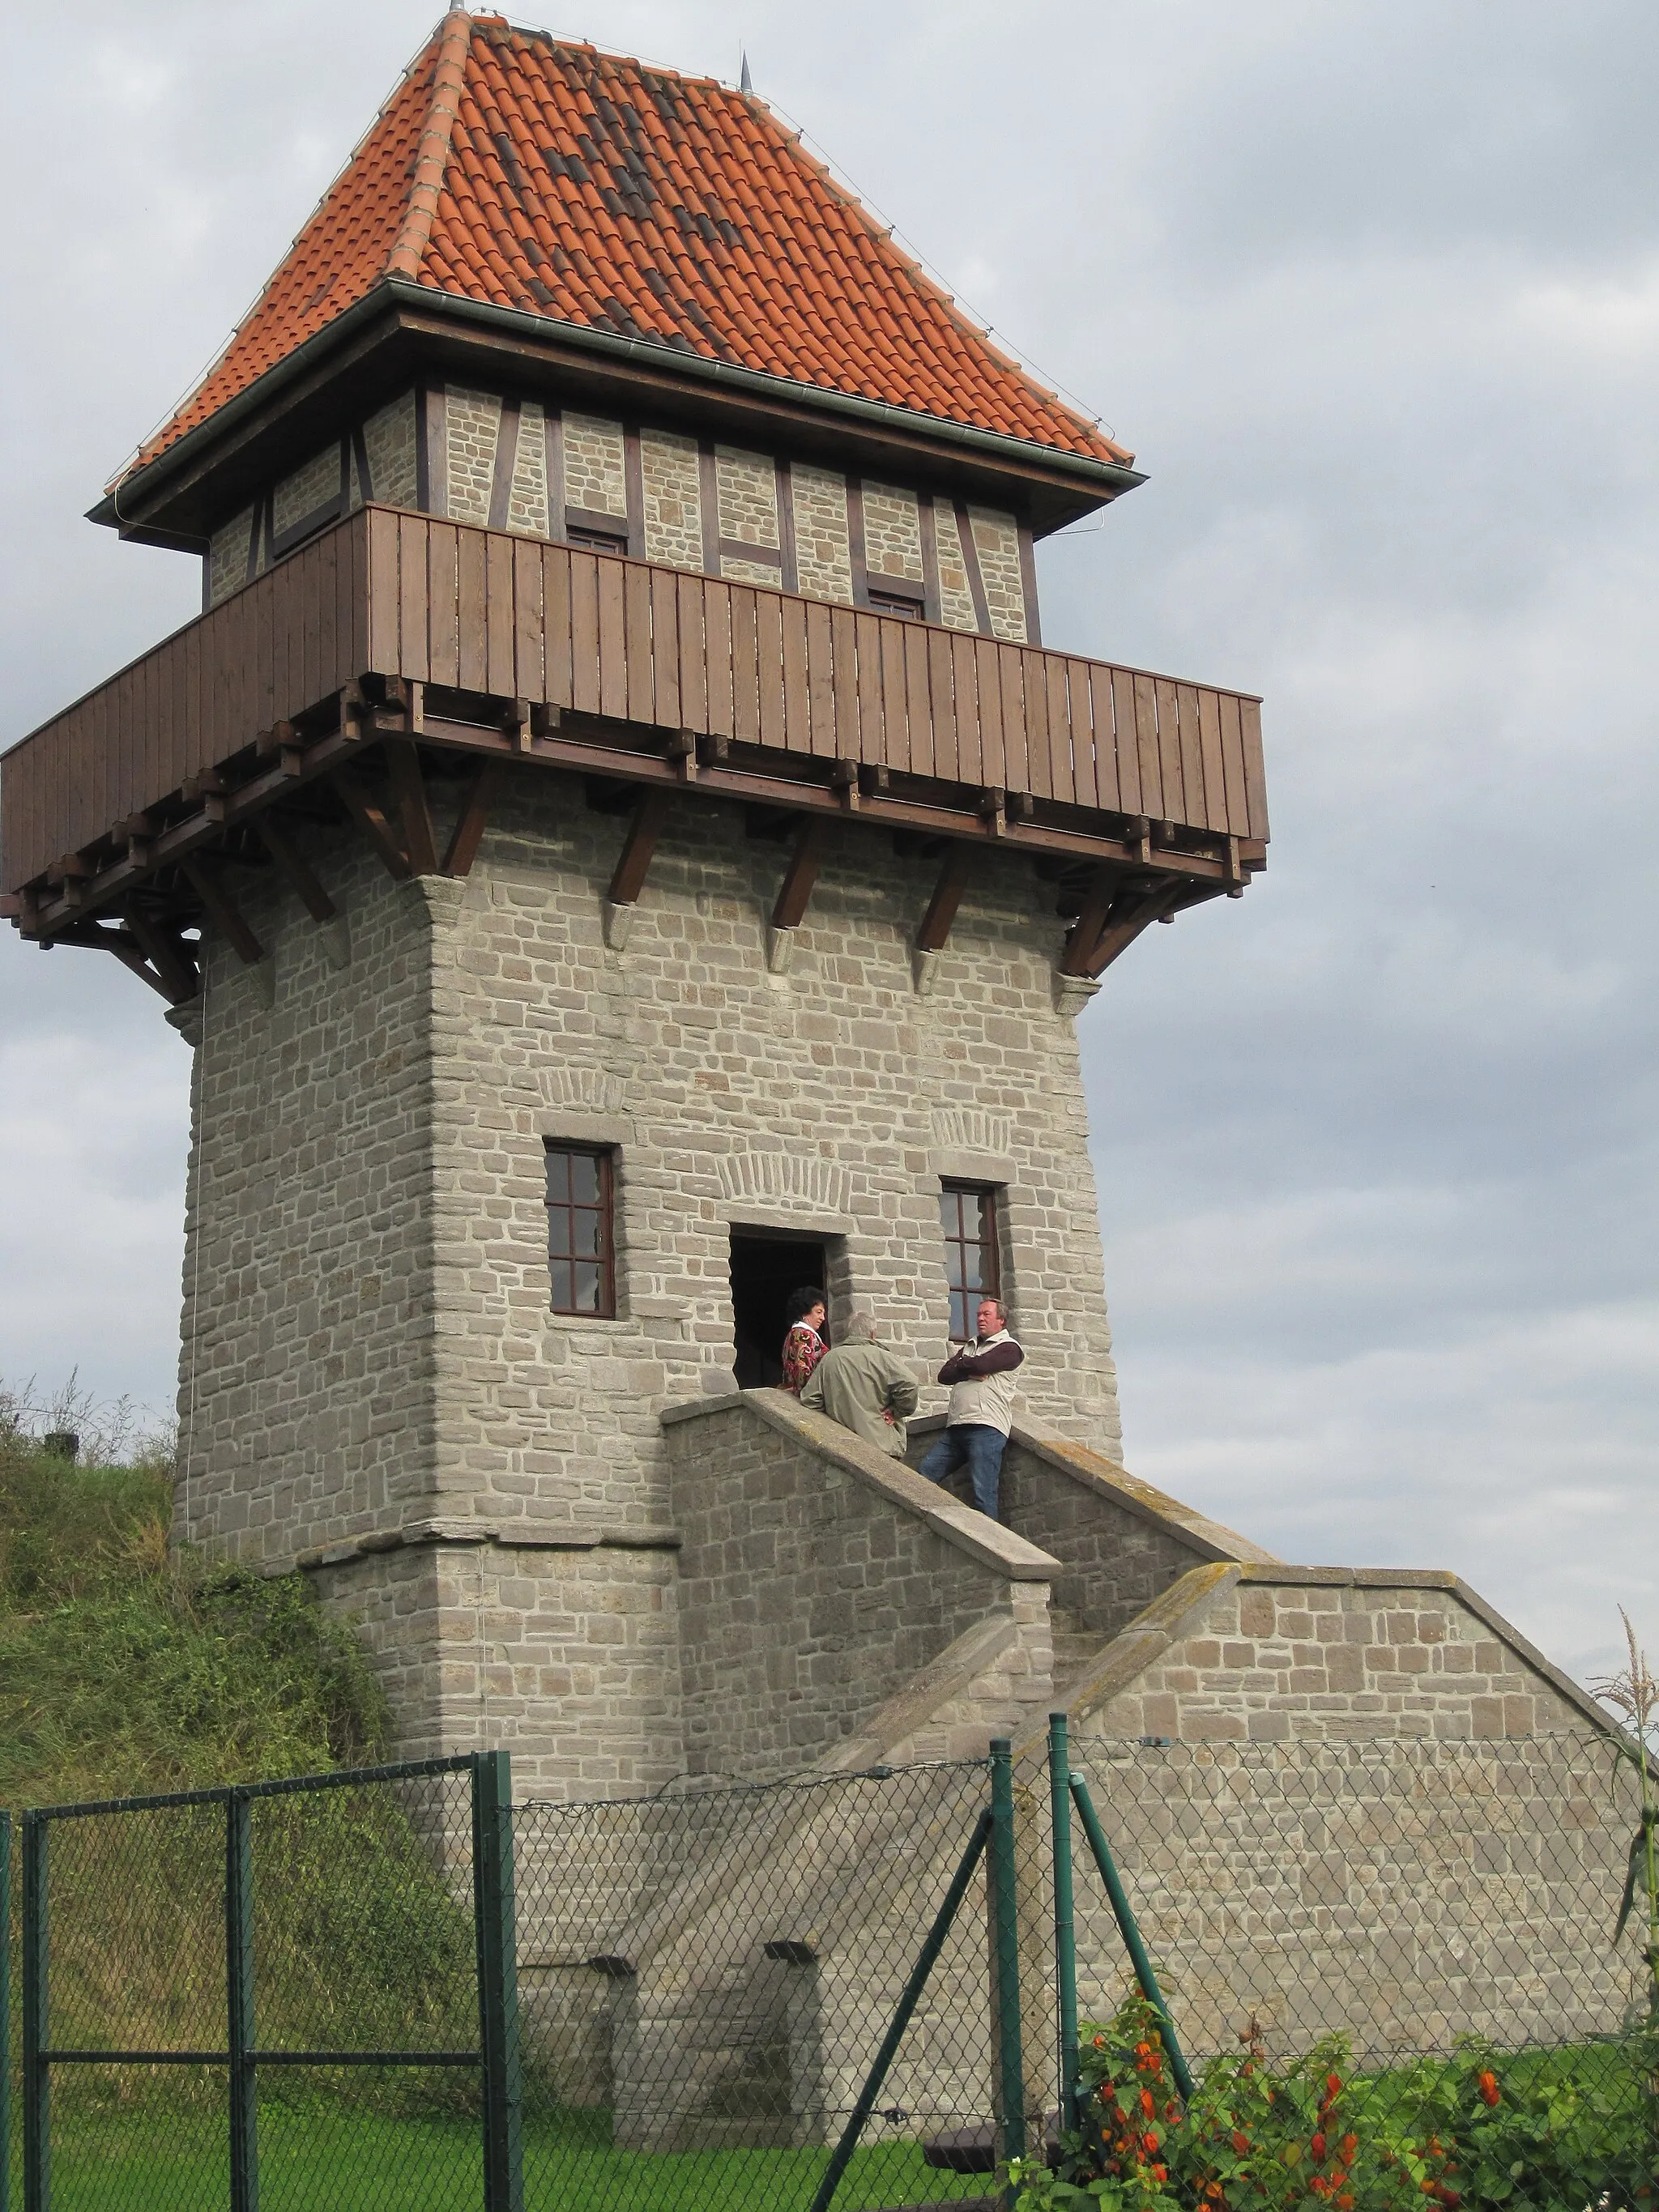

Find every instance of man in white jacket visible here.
[918,1297,1024,1522]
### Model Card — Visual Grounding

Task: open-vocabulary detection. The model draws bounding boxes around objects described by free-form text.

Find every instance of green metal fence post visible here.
[1068,1773,1194,2103]
[473,1751,522,2212]
[226,1788,258,2212]
[1048,1715,1080,2136]
[1,1811,11,2212]
[807,1808,993,2212]
[20,1815,45,2212]
[987,1738,1026,2180]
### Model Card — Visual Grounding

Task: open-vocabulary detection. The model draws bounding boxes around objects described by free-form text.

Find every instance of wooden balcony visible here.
[1,505,1267,990]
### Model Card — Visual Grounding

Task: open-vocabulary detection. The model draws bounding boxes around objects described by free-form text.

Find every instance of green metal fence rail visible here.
[16,1752,518,2212]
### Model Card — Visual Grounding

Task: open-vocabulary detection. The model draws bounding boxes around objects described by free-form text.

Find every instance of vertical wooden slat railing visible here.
[2,505,1266,893]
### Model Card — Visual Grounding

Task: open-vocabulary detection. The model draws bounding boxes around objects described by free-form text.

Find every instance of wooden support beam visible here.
[771,816,831,931]
[253,816,336,923]
[1079,882,1189,978]
[383,739,438,876]
[443,759,505,879]
[333,772,412,881]
[181,859,264,966]
[501,698,531,755]
[607,791,668,907]
[1059,864,1120,978]
[915,843,974,953]
[122,901,199,1004]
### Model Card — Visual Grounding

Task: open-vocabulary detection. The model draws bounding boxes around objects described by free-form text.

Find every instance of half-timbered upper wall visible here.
[203,385,1040,646]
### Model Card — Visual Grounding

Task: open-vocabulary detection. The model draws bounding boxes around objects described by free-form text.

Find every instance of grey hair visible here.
[842,1311,878,1342]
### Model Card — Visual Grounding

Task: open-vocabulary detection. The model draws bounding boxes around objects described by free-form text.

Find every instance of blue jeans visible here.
[919,1424,1007,1522]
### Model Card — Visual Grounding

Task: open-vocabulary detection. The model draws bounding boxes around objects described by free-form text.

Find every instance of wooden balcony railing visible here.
[2,505,1266,901]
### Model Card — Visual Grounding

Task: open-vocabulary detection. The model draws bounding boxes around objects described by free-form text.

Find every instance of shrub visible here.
[1008,1997,1659,2212]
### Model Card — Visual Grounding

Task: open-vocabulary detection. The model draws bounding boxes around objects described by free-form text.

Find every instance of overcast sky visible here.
[3,1,1655,1686]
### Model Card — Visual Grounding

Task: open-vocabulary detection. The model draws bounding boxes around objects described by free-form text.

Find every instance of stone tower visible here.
[8,14,1343,1797]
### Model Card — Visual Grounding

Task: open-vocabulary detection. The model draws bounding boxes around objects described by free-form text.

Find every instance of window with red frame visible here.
[939,1183,1001,1340]
[545,1144,616,1317]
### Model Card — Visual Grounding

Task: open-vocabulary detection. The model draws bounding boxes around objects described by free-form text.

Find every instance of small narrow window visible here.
[545,1144,616,1316]
[567,522,629,556]
[939,1183,1000,1340]
[868,582,924,620]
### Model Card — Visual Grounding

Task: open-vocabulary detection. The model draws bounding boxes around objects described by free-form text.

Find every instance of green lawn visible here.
[15,2105,992,2211]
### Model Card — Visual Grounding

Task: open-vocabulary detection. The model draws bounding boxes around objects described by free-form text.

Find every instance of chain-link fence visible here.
[3,1727,1655,2210]
[514,1748,1038,2211]
[1044,1724,1658,2206]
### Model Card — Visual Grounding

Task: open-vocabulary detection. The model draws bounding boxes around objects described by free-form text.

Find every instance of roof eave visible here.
[378,282,1146,499]
[93,276,1146,540]
[88,281,403,541]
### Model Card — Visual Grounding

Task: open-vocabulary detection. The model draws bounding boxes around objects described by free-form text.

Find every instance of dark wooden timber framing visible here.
[334,771,412,880]
[122,900,200,1004]
[623,426,646,561]
[487,401,522,531]
[697,440,722,576]
[955,501,994,637]
[442,758,505,877]
[2,507,1266,981]
[915,843,975,953]
[181,857,263,965]
[607,791,669,906]
[254,814,336,922]
[544,407,566,541]
[770,816,830,931]
[384,737,439,875]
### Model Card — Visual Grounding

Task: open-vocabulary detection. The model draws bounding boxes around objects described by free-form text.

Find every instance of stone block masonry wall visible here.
[861,483,924,581]
[428,772,1121,1542]
[639,428,702,569]
[173,766,1123,1775]
[714,445,779,547]
[1078,1568,1606,1745]
[932,501,979,633]
[791,465,854,603]
[970,508,1028,642]
[564,412,627,517]
[911,1419,1270,1647]
[173,829,446,1562]
[315,1534,683,1796]
[363,392,419,509]
[445,387,503,526]
[207,507,254,607]
[272,444,341,535]
[665,1395,1055,1779]
[1066,1732,1640,2064]
[506,402,549,537]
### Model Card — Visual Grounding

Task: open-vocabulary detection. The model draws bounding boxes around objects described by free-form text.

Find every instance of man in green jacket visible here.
[800,1311,920,1456]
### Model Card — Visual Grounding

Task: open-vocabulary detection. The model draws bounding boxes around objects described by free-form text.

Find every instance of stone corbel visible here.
[1052,970,1102,1019]
[766,925,796,974]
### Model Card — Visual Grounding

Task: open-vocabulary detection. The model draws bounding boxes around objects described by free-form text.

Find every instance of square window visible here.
[940,1183,1001,1341]
[546,1144,616,1317]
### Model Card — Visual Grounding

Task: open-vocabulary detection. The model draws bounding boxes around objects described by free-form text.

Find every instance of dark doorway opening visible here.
[730,1231,827,1390]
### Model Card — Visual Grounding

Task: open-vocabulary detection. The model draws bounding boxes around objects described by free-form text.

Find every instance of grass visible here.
[0,1422,388,1808]
[7,2105,990,2211]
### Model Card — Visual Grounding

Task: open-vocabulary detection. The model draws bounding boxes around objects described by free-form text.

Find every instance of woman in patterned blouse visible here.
[780,1287,829,1395]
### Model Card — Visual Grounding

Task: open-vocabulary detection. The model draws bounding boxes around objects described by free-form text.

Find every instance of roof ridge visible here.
[385,9,475,282]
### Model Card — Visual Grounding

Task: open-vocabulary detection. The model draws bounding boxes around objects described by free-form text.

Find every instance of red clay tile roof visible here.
[126,13,1131,479]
